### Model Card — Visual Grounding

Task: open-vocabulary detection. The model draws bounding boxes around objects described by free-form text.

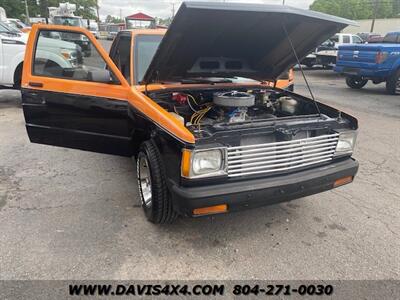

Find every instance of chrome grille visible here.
[227,133,339,177]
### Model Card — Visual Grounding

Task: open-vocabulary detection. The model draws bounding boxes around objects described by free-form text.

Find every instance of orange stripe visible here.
[129,87,195,144]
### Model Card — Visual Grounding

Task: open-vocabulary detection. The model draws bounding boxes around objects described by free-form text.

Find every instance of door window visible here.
[330,35,339,43]
[383,33,397,43]
[33,30,118,83]
[342,35,350,43]
[110,34,131,82]
[353,36,363,44]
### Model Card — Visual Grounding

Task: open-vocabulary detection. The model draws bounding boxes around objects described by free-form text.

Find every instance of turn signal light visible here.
[333,176,353,188]
[193,204,228,216]
[181,149,192,177]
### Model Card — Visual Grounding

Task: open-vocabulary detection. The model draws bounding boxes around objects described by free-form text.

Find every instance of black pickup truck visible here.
[21,2,358,223]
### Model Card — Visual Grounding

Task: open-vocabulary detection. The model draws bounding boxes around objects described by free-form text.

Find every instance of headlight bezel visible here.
[334,130,357,157]
[181,147,227,179]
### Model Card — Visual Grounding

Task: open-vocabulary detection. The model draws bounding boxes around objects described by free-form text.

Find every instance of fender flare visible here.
[390,60,400,77]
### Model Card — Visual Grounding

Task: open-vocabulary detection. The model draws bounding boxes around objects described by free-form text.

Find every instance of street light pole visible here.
[24,0,30,24]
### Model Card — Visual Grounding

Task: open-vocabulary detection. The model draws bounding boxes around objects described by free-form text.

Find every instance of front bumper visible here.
[169,158,358,217]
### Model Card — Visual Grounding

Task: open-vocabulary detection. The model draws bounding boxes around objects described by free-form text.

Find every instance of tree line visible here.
[3,0,399,24]
[310,0,400,20]
[0,0,97,20]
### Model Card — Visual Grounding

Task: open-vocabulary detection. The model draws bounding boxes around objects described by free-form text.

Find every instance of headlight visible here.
[181,148,227,179]
[192,150,223,175]
[334,131,357,156]
[60,49,78,67]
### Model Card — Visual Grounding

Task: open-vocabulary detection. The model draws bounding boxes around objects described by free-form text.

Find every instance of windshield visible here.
[134,34,163,83]
[53,16,82,27]
[9,19,29,29]
[0,21,20,33]
[321,39,333,46]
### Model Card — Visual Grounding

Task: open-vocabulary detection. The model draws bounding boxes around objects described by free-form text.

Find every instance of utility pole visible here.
[24,0,30,24]
[370,0,378,32]
[282,0,286,4]
[95,0,100,22]
[171,2,175,19]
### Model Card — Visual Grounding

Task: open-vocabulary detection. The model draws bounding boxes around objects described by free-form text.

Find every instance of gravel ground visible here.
[0,67,399,280]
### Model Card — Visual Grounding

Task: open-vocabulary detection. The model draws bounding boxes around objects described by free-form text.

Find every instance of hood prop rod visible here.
[282,23,321,116]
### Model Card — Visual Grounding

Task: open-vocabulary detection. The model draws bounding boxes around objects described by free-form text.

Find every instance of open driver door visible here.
[21,24,134,156]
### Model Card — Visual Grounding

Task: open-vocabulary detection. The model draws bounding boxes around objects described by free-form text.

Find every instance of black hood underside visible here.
[142,2,355,84]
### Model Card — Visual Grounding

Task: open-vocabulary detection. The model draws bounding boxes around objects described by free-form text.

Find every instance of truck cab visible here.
[21,3,358,223]
[316,33,364,67]
[0,21,27,87]
[5,18,31,33]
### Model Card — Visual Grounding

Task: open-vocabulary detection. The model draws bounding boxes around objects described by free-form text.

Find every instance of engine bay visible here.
[149,87,325,137]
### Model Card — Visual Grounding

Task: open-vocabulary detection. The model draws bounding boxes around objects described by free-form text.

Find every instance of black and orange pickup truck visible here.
[21,3,358,223]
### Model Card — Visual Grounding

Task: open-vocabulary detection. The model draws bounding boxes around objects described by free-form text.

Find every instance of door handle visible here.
[28,82,43,88]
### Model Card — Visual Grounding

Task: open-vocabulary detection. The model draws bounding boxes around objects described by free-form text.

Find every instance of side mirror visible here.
[87,69,114,83]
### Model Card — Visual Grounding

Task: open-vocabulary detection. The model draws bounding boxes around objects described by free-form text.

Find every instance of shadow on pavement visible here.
[0,90,22,108]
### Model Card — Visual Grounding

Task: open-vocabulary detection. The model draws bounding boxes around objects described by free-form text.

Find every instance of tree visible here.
[392,0,400,17]
[155,17,172,26]
[70,0,97,19]
[0,0,27,19]
[105,15,123,24]
[0,0,96,20]
[310,0,396,20]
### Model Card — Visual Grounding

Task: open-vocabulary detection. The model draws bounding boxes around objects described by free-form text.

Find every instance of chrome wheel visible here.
[138,155,152,208]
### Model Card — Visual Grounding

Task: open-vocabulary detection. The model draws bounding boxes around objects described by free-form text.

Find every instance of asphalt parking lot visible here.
[1,64,399,280]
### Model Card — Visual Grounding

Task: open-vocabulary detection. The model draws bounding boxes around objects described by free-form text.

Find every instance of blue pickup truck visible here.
[334,31,400,94]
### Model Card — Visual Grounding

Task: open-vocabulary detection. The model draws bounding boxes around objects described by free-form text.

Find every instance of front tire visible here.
[345,76,368,89]
[386,69,400,95]
[136,140,177,224]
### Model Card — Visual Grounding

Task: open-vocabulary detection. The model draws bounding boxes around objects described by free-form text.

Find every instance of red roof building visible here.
[126,12,155,21]
[125,12,156,29]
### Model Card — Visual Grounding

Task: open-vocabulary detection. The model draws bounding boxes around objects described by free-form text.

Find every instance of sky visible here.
[98,0,315,20]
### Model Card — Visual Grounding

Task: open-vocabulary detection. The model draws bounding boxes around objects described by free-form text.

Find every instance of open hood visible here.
[142,2,355,84]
